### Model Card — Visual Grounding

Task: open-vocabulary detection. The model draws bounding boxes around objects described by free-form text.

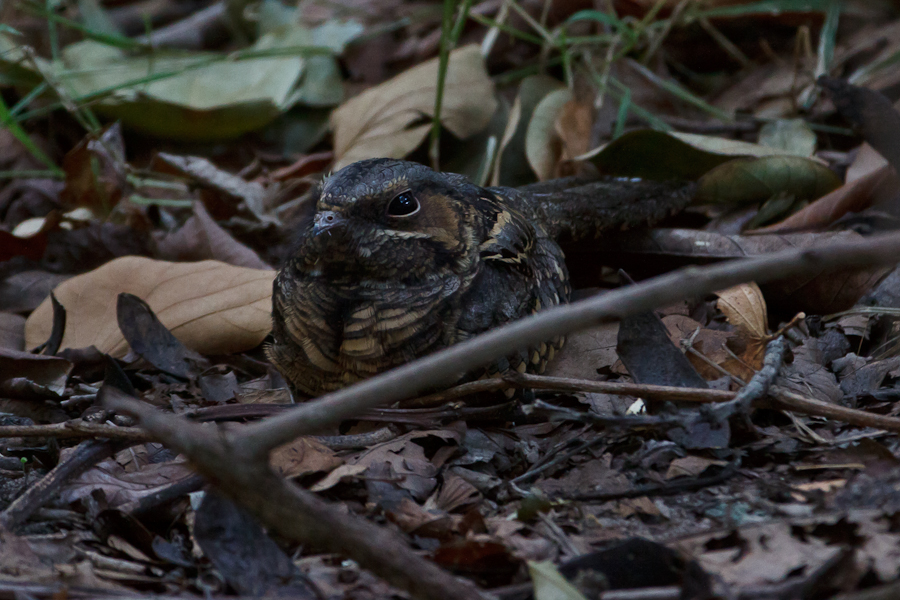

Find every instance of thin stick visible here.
[771,387,900,433]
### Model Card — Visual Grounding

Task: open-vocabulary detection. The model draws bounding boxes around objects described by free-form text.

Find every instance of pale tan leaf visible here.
[525,89,572,181]
[25,257,274,357]
[332,45,497,169]
[715,282,768,340]
[528,560,589,600]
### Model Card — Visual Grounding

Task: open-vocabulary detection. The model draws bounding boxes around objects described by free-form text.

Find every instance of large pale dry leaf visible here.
[331,45,497,169]
[25,257,274,357]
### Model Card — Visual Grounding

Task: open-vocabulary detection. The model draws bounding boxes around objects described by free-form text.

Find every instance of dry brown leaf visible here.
[332,45,497,169]
[715,283,769,374]
[846,143,887,183]
[153,153,267,219]
[0,348,73,397]
[25,257,274,357]
[715,283,768,340]
[155,201,271,269]
[666,456,728,480]
[661,315,733,380]
[271,437,343,479]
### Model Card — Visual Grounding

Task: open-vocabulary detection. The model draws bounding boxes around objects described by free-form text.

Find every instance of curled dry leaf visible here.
[715,282,769,376]
[715,283,768,340]
[25,257,274,357]
[270,437,343,479]
[662,315,733,381]
[0,348,72,398]
[331,45,497,169]
[155,201,270,269]
[154,153,267,220]
[493,75,565,187]
[525,88,572,181]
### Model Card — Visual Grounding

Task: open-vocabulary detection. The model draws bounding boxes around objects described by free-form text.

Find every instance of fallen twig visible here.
[770,387,900,433]
[0,421,400,451]
[711,336,787,420]
[0,440,118,530]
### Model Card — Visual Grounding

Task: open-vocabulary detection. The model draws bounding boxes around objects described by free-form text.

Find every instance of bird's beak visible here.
[313,210,346,235]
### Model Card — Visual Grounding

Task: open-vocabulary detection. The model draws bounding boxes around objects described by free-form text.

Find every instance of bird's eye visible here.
[386,191,420,217]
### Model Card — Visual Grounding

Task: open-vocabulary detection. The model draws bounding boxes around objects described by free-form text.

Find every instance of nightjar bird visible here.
[268,158,692,398]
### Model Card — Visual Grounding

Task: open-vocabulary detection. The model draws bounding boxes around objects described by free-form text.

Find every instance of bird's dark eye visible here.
[387,191,420,217]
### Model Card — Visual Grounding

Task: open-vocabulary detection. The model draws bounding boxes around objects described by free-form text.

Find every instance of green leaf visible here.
[77,0,123,38]
[2,19,360,141]
[586,129,822,181]
[695,155,842,205]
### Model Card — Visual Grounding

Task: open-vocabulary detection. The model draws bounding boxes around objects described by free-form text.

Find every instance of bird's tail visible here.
[517,177,695,240]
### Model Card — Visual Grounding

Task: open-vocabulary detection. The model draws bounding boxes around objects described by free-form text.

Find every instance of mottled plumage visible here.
[268,159,691,397]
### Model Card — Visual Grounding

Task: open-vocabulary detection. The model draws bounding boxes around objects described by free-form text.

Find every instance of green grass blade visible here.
[692,0,831,19]
[0,95,63,175]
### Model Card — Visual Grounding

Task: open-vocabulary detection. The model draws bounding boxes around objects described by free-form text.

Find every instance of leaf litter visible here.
[7,2,900,599]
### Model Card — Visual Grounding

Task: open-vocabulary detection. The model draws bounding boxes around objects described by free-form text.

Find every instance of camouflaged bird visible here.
[268,158,692,398]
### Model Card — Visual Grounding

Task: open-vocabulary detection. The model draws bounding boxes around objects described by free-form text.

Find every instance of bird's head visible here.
[292,158,484,282]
